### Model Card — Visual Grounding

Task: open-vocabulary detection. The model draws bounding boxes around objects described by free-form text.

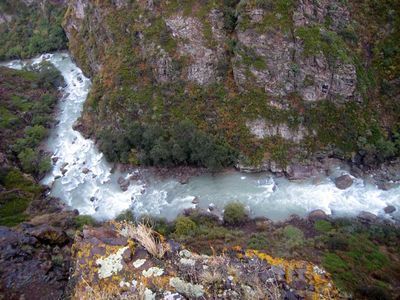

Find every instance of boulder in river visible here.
[334,175,353,190]
[384,205,396,214]
[308,209,328,221]
[286,164,319,180]
[118,177,130,191]
[358,211,378,223]
[192,197,200,205]
[82,167,90,174]
[377,181,396,191]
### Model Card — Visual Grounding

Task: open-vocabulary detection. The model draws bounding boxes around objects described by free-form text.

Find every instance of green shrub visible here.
[174,216,198,236]
[326,234,349,251]
[74,215,96,229]
[17,148,50,176]
[282,225,305,249]
[115,209,135,222]
[0,193,30,227]
[0,1,67,60]
[247,233,269,250]
[314,220,333,233]
[323,253,349,273]
[223,202,248,225]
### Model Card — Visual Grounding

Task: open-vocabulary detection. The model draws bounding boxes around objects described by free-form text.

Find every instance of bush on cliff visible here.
[223,202,248,225]
[174,216,198,237]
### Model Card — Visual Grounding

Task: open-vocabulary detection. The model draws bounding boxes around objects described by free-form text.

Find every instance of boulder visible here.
[384,205,396,214]
[192,197,200,205]
[308,209,328,221]
[334,175,353,190]
[28,224,68,245]
[286,165,319,180]
[358,211,378,223]
[117,177,130,191]
[377,182,395,191]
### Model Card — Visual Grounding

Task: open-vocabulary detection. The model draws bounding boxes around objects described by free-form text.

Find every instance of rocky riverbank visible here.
[1,197,399,299]
[70,221,341,300]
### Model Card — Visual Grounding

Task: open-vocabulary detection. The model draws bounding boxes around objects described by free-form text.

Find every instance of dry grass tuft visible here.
[121,223,167,259]
[199,270,223,285]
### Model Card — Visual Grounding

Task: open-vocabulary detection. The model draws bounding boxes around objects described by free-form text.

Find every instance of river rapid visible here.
[4,53,400,221]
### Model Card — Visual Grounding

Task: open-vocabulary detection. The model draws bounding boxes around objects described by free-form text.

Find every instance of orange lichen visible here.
[245,250,339,299]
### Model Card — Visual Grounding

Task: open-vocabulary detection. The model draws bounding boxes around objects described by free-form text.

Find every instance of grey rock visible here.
[286,164,319,180]
[308,209,328,221]
[169,277,204,298]
[358,211,378,223]
[246,119,307,143]
[384,205,396,214]
[334,175,353,190]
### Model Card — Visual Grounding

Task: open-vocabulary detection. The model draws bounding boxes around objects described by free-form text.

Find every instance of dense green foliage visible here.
[0,62,62,177]
[98,120,237,170]
[74,215,97,230]
[0,0,67,60]
[0,168,43,226]
[223,202,248,225]
[174,216,198,236]
[0,62,62,227]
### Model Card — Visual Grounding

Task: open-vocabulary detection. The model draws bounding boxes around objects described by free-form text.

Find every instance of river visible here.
[3,52,400,221]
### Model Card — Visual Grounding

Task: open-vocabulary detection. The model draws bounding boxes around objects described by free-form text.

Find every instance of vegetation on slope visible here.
[0,0,67,60]
[118,204,400,299]
[0,62,63,226]
[65,0,400,170]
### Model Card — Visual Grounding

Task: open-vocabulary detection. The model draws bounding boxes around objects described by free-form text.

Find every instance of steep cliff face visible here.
[63,0,400,171]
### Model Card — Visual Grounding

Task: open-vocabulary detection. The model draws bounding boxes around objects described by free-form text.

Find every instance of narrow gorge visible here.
[1,0,399,299]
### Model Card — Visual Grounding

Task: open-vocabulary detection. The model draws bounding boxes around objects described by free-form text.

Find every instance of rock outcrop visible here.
[62,0,400,173]
[0,201,77,299]
[2,0,397,178]
[70,222,341,299]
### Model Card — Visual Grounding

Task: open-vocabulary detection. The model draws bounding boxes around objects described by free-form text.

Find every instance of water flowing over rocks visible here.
[5,53,400,230]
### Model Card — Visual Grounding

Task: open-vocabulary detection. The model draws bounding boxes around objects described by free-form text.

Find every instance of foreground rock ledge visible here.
[70,222,340,299]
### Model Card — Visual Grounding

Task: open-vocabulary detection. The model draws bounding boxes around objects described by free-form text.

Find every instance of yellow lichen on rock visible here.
[245,250,339,299]
[70,223,343,299]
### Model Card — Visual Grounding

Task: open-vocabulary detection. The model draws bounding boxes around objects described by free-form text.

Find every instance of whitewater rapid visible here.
[4,53,400,221]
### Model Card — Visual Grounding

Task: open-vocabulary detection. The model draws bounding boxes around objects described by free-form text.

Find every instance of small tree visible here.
[223,202,248,225]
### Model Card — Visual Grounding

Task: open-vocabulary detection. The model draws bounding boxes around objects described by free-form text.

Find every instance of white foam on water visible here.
[3,53,399,222]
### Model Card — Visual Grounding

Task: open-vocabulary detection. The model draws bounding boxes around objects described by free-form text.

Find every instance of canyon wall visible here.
[63,0,400,171]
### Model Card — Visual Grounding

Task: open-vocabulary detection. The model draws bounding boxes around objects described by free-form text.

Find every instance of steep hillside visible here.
[0,63,80,299]
[0,63,63,226]
[63,0,400,172]
[0,0,67,60]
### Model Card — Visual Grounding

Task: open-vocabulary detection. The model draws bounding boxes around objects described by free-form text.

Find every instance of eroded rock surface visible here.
[0,205,76,299]
[70,222,341,299]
